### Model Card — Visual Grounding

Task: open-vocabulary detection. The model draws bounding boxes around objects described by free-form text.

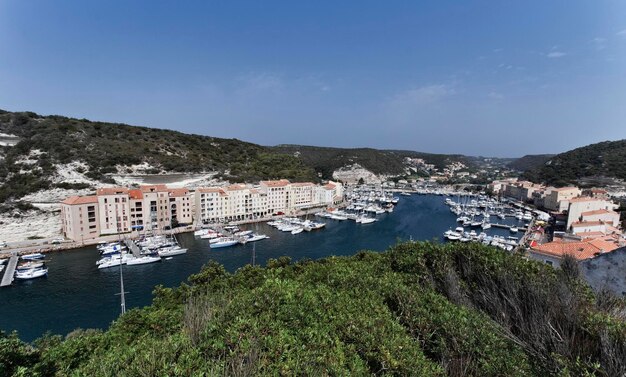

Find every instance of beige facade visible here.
[566,197,619,229]
[60,196,99,242]
[543,187,581,212]
[62,180,344,239]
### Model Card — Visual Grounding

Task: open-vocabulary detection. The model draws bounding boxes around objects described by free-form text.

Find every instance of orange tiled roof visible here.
[581,209,615,217]
[61,195,98,205]
[198,187,226,194]
[260,179,290,187]
[140,184,168,193]
[168,188,189,197]
[532,238,619,260]
[291,182,314,187]
[96,187,129,196]
[129,189,143,199]
[553,186,579,192]
[568,196,598,203]
[571,220,605,228]
[225,184,247,191]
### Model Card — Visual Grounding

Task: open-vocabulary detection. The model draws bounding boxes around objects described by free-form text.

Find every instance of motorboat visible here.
[15,267,48,280]
[210,238,238,249]
[126,255,162,265]
[244,234,268,243]
[233,230,253,237]
[21,253,45,261]
[17,261,45,270]
[291,227,304,235]
[359,217,376,224]
[510,227,518,233]
[157,246,188,257]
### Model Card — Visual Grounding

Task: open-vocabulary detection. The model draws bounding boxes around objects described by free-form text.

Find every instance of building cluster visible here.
[61,180,343,242]
[489,178,624,267]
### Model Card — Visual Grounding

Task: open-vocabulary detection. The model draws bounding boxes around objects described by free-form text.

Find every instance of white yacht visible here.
[157,246,187,257]
[291,227,304,235]
[15,267,48,280]
[210,238,238,249]
[126,255,162,265]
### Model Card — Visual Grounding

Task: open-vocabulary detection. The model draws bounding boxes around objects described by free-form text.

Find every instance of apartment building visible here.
[566,197,620,229]
[62,180,344,240]
[543,187,582,212]
[60,195,99,242]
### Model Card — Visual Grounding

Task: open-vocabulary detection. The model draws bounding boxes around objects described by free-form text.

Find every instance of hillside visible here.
[522,140,626,186]
[2,242,625,376]
[0,109,476,204]
[0,110,318,203]
[273,145,471,180]
[508,154,555,172]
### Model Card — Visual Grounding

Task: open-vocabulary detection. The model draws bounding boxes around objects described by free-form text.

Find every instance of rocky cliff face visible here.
[332,164,382,184]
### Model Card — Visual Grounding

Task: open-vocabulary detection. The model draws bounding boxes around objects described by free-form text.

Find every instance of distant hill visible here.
[522,140,626,186]
[0,110,317,202]
[508,154,555,172]
[272,145,471,179]
[0,110,474,203]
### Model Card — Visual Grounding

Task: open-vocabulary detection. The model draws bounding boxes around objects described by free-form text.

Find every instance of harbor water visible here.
[0,194,526,342]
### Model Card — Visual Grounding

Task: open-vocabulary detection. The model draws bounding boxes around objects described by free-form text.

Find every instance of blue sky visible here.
[1,1,625,157]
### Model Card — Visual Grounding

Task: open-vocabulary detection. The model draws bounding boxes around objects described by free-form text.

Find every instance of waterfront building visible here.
[96,187,131,235]
[60,195,99,242]
[62,180,344,240]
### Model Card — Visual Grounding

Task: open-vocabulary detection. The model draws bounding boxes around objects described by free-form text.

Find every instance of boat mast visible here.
[119,256,126,315]
[252,242,256,267]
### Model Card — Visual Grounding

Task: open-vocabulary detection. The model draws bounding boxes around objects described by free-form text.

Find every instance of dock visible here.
[490,223,528,232]
[1,254,18,287]
[124,239,141,257]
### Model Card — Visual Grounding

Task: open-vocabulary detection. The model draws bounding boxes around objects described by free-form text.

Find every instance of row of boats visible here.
[0,253,49,280]
[443,227,520,251]
[194,226,269,248]
[96,235,188,269]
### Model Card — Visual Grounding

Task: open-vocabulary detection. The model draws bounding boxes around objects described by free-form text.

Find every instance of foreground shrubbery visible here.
[2,242,626,376]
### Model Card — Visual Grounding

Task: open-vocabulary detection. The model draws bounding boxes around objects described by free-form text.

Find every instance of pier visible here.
[490,223,528,232]
[124,239,141,258]
[1,254,18,287]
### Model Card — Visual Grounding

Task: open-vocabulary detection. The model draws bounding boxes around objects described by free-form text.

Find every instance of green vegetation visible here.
[508,154,555,172]
[523,140,626,186]
[2,242,625,376]
[0,110,318,201]
[274,145,472,180]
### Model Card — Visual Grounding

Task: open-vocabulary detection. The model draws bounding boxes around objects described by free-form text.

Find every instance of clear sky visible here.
[1,1,625,157]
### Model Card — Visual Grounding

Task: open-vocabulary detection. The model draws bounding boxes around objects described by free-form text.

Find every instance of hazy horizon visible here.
[1,1,625,157]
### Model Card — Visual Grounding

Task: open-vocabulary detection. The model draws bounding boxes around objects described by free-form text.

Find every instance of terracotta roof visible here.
[532,238,619,260]
[96,187,129,196]
[571,221,605,228]
[198,187,226,194]
[577,231,606,239]
[129,189,143,199]
[291,182,314,187]
[553,186,579,192]
[568,196,598,203]
[61,195,98,205]
[260,179,290,187]
[168,188,189,197]
[225,184,247,191]
[581,209,615,217]
[324,183,336,190]
[140,184,168,193]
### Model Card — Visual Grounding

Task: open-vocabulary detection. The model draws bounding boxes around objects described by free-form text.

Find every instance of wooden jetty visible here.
[0,254,18,287]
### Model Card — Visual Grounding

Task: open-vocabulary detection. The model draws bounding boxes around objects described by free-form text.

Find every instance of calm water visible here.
[0,195,523,342]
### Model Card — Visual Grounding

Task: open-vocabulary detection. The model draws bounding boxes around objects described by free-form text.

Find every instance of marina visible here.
[0,194,529,342]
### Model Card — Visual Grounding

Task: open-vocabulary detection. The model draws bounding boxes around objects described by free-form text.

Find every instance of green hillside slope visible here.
[2,242,624,376]
[522,140,626,186]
